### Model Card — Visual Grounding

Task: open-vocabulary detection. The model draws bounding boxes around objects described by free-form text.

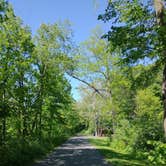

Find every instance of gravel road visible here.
[33,136,111,166]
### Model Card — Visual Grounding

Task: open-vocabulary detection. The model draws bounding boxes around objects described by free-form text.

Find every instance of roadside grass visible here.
[77,129,91,136]
[89,137,148,166]
[0,136,69,166]
[29,136,69,165]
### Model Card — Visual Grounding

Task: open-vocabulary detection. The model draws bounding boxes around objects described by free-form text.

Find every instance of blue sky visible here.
[9,0,108,100]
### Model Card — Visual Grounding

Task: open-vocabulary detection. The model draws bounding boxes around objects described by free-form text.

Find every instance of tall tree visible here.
[70,27,124,133]
[99,0,166,135]
[0,0,34,143]
[33,22,73,139]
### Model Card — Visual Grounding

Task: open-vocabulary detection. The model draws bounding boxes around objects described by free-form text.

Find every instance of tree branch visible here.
[67,72,104,98]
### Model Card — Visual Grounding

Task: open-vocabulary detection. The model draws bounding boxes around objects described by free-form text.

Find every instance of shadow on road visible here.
[33,136,110,166]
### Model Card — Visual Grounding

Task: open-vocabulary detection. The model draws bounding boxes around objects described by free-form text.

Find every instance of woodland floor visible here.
[32,136,110,166]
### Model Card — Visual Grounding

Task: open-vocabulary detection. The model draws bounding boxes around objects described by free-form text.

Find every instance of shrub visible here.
[133,120,163,151]
[145,141,166,165]
[111,119,138,152]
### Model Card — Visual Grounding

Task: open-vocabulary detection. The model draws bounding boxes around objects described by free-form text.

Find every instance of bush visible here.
[0,136,68,166]
[0,138,45,166]
[145,141,166,165]
[110,119,138,152]
[133,120,163,152]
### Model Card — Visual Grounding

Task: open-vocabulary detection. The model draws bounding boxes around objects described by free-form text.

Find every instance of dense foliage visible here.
[75,0,166,165]
[0,0,166,165]
[0,1,81,165]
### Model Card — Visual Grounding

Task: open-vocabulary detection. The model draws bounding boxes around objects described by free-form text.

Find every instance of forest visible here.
[0,0,166,166]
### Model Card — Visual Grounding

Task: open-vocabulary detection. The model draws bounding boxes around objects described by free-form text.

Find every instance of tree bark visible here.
[38,64,45,141]
[154,0,166,135]
[1,90,6,145]
[38,87,43,140]
[2,117,6,145]
[19,76,27,138]
[162,65,166,135]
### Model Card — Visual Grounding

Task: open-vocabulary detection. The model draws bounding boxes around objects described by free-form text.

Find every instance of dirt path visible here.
[33,136,110,166]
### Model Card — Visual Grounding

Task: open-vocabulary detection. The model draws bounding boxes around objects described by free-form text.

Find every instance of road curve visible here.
[33,136,111,166]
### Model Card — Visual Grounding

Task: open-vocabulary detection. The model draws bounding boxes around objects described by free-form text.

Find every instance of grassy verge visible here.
[77,129,91,136]
[0,136,69,166]
[31,136,69,163]
[89,137,147,166]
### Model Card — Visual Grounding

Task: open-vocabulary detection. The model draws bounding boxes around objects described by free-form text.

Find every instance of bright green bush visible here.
[111,119,138,152]
[145,141,166,165]
[133,87,163,151]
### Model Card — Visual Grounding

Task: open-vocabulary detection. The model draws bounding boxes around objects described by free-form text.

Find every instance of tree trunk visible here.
[31,112,38,134]
[2,117,6,145]
[19,78,27,138]
[1,90,6,145]
[154,0,166,135]
[162,65,166,135]
[37,63,47,141]
[38,70,44,141]
[39,108,42,140]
